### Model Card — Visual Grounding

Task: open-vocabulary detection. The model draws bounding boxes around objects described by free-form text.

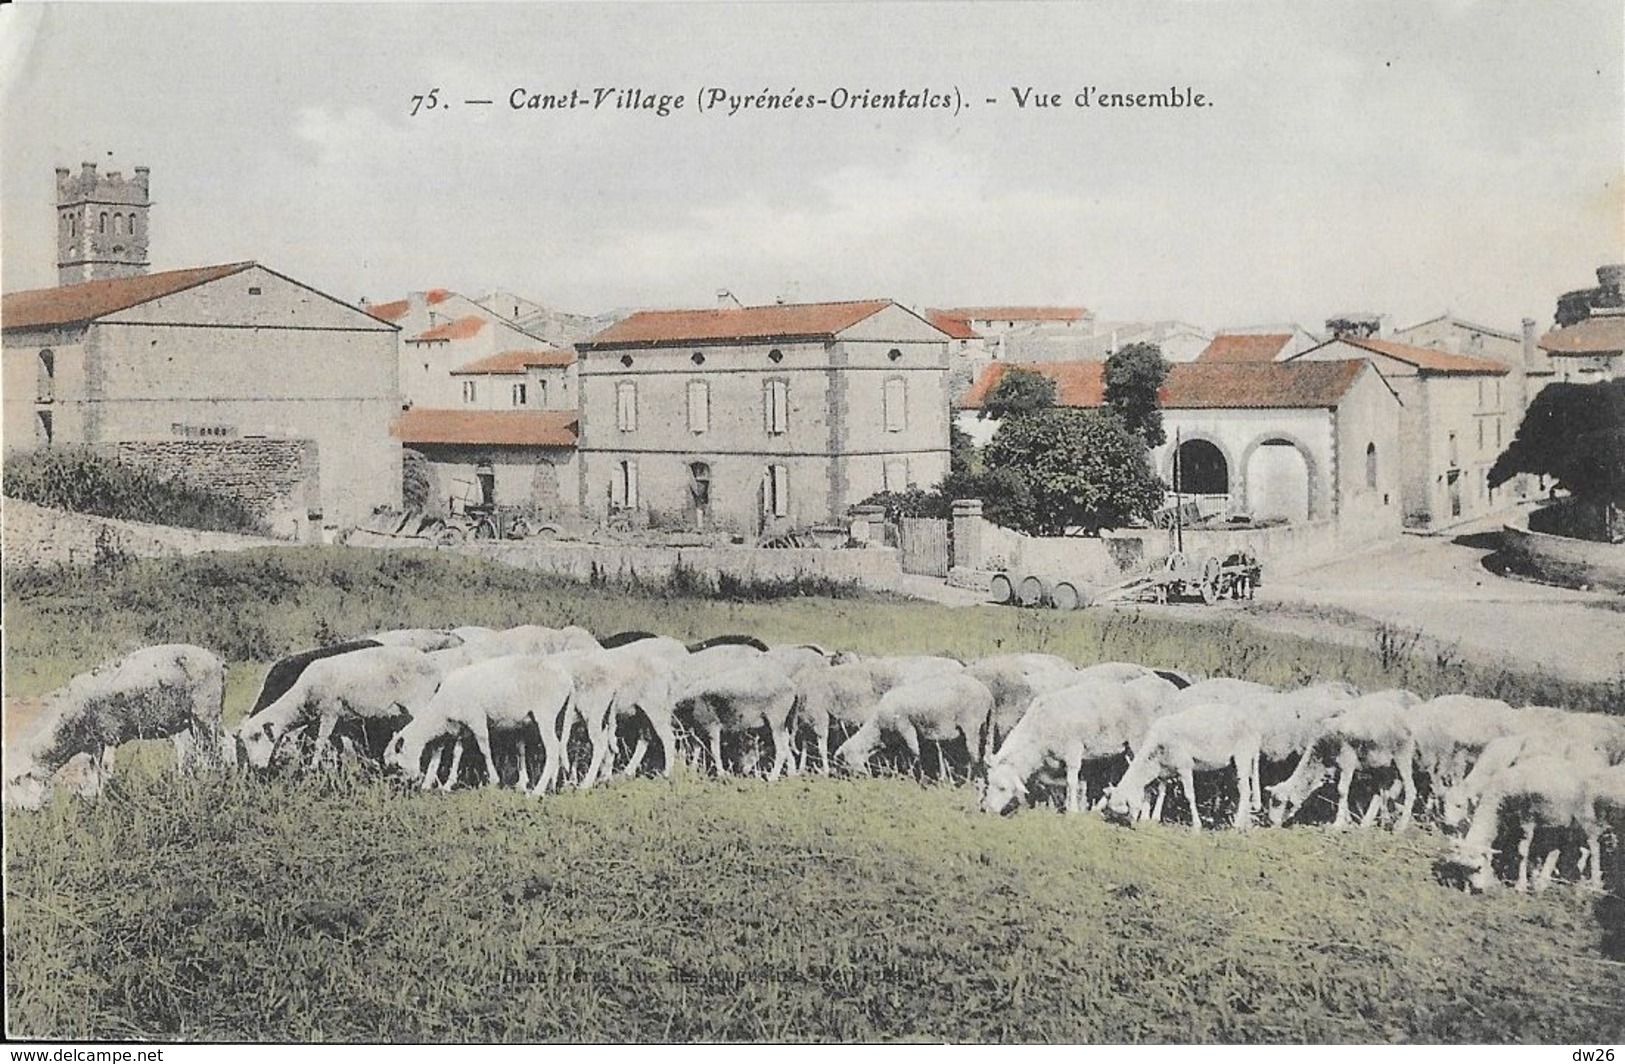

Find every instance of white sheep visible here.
[4,644,226,810]
[1101,700,1262,832]
[1447,755,1606,893]
[1266,689,1421,830]
[237,645,442,771]
[672,659,798,779]
[384,655,572,793]
[833,672,995,781]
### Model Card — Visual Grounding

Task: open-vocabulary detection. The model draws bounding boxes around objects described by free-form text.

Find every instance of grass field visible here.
[5,548,1625,1042]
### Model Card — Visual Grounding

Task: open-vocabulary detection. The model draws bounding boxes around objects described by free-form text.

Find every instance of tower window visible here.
[616,381,638,431]
[99,212,108,234]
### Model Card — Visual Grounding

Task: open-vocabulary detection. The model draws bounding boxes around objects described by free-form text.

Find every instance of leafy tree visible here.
[1104,342,1170,448]
[981,408,1165,536]
[949,417,977,478]
[1490,379,1625,505]
[980,367,1056,421]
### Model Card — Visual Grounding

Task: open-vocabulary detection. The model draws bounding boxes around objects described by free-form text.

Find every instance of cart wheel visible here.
[989,572,1014,605]
[1050,581,1085,610]
[474,518,499,541]
[433,523,465,547]
[1017,576,1046,607]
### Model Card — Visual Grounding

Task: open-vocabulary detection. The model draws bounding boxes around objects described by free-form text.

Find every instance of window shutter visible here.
[626,460,639,508]
[885,378,907,432]
[771,464,789,517]
[688,380,709,433]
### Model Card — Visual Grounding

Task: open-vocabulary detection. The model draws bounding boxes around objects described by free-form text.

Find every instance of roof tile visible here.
[959,359,1375,411]
[392,408,577,447]
[409,315,487,342]
[1196,333,1293,363]
[3,263,256,331]
[1538,315,1625,355]
[938,306,1090,323]
[1305,336,1509,374]
[453,348,576,375]
[581,299,897,347]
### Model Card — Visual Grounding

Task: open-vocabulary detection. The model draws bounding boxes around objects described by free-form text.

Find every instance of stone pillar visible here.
[951,498,983,570]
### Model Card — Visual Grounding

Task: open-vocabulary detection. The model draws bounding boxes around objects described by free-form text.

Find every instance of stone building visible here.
[575,298,952,535]
[1290,336,1509,528]
[391,408,579,519]
[56,162,150,286]
[362,289,556,408]
[2,262,402,537]
[448,348,577,413]
[958,359,1401,530]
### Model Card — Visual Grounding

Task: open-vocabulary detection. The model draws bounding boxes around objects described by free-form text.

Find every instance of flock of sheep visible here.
[6,624,1625,896]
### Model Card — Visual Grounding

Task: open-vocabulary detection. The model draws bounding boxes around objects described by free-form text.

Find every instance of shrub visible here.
[3,446,269,536]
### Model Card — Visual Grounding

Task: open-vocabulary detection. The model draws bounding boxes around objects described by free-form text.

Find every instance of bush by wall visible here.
[3,446,269,536]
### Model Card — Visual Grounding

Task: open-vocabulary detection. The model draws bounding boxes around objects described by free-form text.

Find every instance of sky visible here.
[1,1,1621,332]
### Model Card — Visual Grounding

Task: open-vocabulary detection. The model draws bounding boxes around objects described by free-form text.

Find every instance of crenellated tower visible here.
[56,161,150,286]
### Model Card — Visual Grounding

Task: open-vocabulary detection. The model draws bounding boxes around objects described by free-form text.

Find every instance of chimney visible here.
[1597,264,1624,292]
[717,288,741,310]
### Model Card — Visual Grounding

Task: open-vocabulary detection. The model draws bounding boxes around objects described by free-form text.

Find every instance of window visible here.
[884,377,907,432]
[36,410,53,445]
[690,462,712,509]
[538,380,548,407]
[614,460,639,508]
[887,348,903,362]
[112,213,122,235]
[616,381,638,431]
[1365,442,1378,490]
[764,379,788,435]
[98,212,108,234]
[1495,418,1502,450]
[1494,379,1502,407]
[1448,431,1458,467]
[884,458,909,493]
[764,464,789,518]
[512,382,527,406]
[37,350,54,404]
[462,380,478,404]
[687,380,710,433]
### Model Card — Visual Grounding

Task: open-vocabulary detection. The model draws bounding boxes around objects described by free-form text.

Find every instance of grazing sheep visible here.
[981,677,1170,816]
[384,655,572,793]
[363,628,465,652]
[968,654,1089,749]
[1447,755,1606,893]
[792,660,893,774]
[673,660,798,779]
[1441,731,1612,834]
[1102,701,1262,832]
[1266,689,1421,830]
[4,644,226,811]
[248,640,383,716]
[833,672,995,781]
[237,646,442,771]
[1406,694,1521,806]
[1163,677,1276,715]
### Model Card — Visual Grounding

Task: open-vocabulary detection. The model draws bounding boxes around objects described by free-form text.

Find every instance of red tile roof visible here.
[365,299,411,322]
[959,359,1375,411]
[926,310,980,339]
[1539,315,1625,355]
[1196,333,1293,364]
[939,306,1090,323]
[2,262,256,331]
[409,315,487,342]
[425,288,453,305]
[1304,336,1509,374]
[580,299,899,348]
[392,408,577,448]
[453,348,576,375]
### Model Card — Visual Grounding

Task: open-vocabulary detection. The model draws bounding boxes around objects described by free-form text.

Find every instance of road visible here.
[1242,518,1625,685]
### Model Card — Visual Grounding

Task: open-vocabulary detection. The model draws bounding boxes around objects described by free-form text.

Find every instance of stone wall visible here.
[1502,505,1625,593]
[103,438,319,540]
[1,497,283,569]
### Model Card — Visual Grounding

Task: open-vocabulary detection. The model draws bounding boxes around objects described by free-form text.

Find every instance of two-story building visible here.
[1289,336,1509,527]
[2,262,403,537]
[575,298,952,535]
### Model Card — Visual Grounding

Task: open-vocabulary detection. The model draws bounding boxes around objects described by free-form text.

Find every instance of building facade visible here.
[958,359,1402,531]
[3,262,402,536]
[1291,337,1509,528]
[363,289,557,408]
[576,299,952,535]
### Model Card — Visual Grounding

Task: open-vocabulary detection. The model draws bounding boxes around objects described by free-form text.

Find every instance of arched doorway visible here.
[530,458,560,516]
[1244,438,1311,522]
[1173,438,1229,496]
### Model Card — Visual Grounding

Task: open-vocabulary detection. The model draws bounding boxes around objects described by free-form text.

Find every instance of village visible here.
[3,161,1622,669]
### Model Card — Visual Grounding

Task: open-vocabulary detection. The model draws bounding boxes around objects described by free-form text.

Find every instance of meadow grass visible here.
[5,547,1625,1042]
[7,766,1623,1043]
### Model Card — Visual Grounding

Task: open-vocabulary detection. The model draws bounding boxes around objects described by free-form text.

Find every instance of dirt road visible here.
[1237,518,1625,685]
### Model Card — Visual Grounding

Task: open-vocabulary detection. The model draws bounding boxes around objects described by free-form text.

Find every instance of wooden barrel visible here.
[1049,581,1085,610]
[989,572,1014,605]
[1016,575,1046,607]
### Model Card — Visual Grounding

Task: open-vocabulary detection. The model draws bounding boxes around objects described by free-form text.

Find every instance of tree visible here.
[1490,379,1625,506]
[1104,342,1170,448]
[981,408,1166,536]
[980,367,1056,421]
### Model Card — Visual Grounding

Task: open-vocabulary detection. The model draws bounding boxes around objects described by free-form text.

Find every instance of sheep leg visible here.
[1181,766,1200,833]
[649,710,680,780]
[1064,746,1086,815]
[1535,848,1562,893]
[424,740,452,791]
[1360,792,1385,829]
[443,738,468,790]
[99,745,118,788]
[1586,828,1605,892]
[171,730,197,775]
[311,713,341,771]
[1148,781,1168,824]
[816,717,832,777]
[1233,757,1252,831]
[1515,816,1536,893]
[581,719,615,791]
[704,724,726,777]
[1249,748,1262,812]
[1333,747,1358,829]
[512,735,531,790]
[1394,751,1417,831]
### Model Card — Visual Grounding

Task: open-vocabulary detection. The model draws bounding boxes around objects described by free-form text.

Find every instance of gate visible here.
[899,517,950,577]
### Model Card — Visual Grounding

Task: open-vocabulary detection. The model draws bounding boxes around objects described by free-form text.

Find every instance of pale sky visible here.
[1,1,1620,332]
